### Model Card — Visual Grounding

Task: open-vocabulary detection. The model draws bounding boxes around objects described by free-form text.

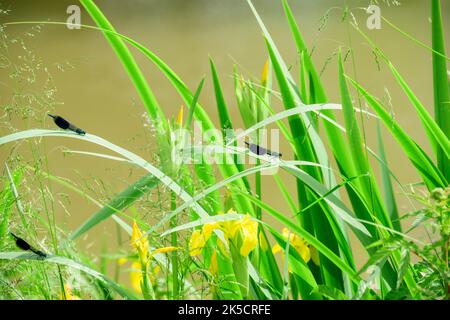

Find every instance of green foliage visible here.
[0,0,448,300]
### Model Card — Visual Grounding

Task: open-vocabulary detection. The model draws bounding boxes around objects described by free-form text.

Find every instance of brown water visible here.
[1,0,449,272]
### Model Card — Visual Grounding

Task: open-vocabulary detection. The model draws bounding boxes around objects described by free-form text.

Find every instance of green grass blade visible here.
[338,51,367,181]
[210,58,233,134]
[210,59,250,192]
[273,174,298,215]
[233,69,255,129]
[248,0,337,191]
[184,78,204,131]
[70,173,159,240]
[299,51,309,104]
[0,166,24,237]
[376,122,401,231]
[431,0,450,180]
[282,0,326,101]
[79,0,167,132]
[263,40,349,293]
[388,62,450,161]
[282,165,369,236]
[256,228,285,297]
[382,16,449,61]
[236,76,294,146]
[247,261,278,299]
[281,0,360,202]
[338,51,391,231]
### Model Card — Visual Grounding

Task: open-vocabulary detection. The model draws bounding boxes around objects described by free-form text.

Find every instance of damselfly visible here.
[10,232,47,258]
[244,141,282,158]
[48,114,86,135]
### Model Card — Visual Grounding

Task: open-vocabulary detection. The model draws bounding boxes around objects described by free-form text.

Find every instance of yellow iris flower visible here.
[272,228,318,265]
[128,220,179,293]
[188,211,258,257]
[131,220,149,261]
[130,262,161,293]
[229,214,258,257]
[188,222,219,256]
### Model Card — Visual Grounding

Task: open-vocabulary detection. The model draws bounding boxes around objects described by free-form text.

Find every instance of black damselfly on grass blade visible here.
[48,114,86,135]
[10,232,47,258]
[244,141,282,158]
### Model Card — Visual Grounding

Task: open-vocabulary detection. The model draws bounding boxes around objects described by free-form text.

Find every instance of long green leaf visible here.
[338,51,391,232]
[376,122,401,231]
[431,0,450,180]
[388,62,450,161]
[70,173,159,240]
[79,0,166,130]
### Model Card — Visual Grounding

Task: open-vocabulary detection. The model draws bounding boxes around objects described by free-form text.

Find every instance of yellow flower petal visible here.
[289,234,310,263]
[240,233,257,256]
[294,240,311,263]
[222,210,241,238]
[131,221,142,250]
[117,257,128,266]
[130,261,143,293]
[189,229,206,256]
[239,215,258,256]
[176,105,184,127]
[202,222,220,238]
[261,59,269,86]
[224,221,240,238]
[272,243,282,254]
[151,246,180,255]
[219,213,259,257]
[273,228,311,263]
[209,251,218,275]
[131,220,149,256]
